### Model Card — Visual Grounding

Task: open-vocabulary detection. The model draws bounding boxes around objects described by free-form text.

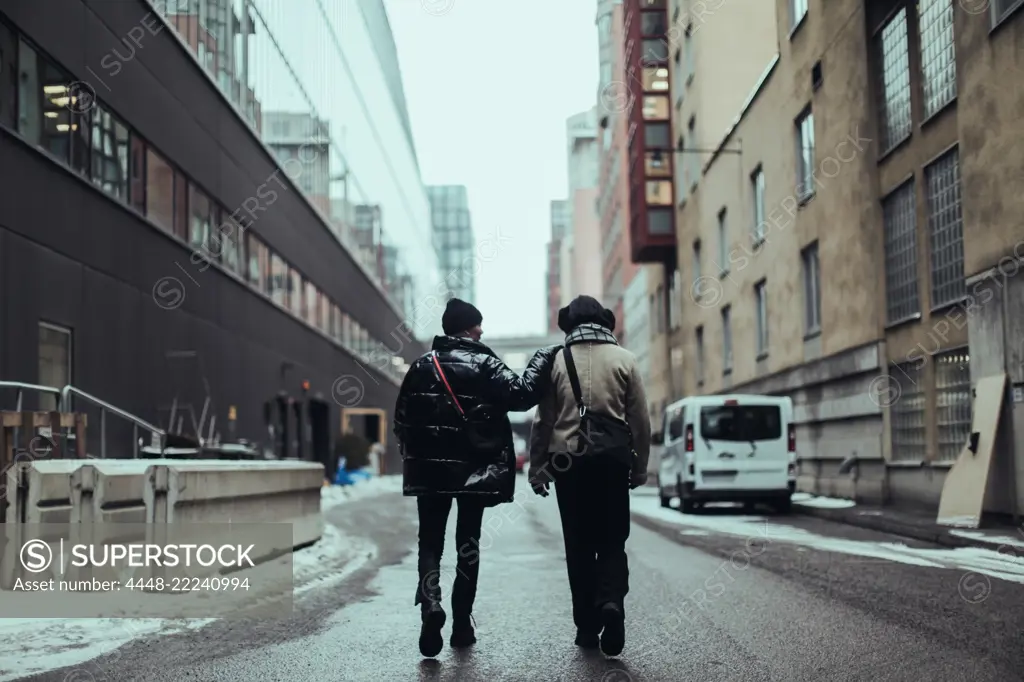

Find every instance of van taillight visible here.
[724,399,738,405]
[685,424,694,452]
[788,424,796,452]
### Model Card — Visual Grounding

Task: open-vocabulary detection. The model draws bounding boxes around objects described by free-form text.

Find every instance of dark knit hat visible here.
[442,298,483,336]
[557,295,616,333]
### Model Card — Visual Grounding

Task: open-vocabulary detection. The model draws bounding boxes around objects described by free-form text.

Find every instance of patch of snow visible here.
[950,529,1024,549]
[938,515,980,528]
[0,476,401,682]
[792,494,856,509]
[632,495,1024,584]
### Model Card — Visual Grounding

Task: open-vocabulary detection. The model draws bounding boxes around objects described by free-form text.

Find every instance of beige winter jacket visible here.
[529,335,652,487]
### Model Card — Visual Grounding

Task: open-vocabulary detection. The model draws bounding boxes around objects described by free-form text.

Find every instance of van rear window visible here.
[699,405,781,442]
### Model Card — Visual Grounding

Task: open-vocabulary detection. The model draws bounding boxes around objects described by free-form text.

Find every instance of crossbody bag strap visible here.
[430,351,466,418]
[562,346,586,416]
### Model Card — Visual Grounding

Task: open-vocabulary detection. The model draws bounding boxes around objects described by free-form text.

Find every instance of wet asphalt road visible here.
[16,479,1024,682]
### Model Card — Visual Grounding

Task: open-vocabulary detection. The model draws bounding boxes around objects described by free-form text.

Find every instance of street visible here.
[15,477,1024,682]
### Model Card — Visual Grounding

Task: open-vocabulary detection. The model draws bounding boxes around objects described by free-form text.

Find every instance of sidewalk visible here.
[792,492,1024,554]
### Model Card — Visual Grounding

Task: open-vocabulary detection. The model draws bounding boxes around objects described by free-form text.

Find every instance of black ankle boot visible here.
[449,614,476,648]
[599,602,625,656]
[419,602,446,658]
[574,629,600,649]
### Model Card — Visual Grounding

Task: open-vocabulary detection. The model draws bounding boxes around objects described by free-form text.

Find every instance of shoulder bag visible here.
[562,346,635,469]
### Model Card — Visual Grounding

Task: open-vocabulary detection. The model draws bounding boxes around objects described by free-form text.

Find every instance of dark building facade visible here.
[0,0,426,474]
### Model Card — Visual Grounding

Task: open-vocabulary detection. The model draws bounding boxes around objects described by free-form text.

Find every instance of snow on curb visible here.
[0,475,402,682]
[791,492,857,509]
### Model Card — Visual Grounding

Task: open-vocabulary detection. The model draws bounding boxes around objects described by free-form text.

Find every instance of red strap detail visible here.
[431,352,465,416]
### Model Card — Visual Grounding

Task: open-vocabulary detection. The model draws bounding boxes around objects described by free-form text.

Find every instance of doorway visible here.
[309,399,331,479]
[341,408,387,473]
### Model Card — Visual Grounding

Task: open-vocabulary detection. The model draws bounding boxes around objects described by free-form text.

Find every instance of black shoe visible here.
[575,630,600,649]
[419,603,446,658]
[450,614,476,648]
[599,603,625,656]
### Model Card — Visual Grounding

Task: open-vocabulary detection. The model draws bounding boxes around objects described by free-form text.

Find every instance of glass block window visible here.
[935,349,971,461]
[919,0,957,118]
[876,9,912,153]
[721,306,732,373]
[926,147,965,308]
[883,181,919,323]
[889,361,927,462]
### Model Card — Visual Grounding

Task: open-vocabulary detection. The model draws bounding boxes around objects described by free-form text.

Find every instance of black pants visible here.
[415,495,485,619]
[554,454,631,634]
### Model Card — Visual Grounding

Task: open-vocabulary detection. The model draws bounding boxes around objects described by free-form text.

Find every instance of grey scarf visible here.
[565,322,618,347]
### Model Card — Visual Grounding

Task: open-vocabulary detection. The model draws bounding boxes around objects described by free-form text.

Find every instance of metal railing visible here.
[59,386,165,459]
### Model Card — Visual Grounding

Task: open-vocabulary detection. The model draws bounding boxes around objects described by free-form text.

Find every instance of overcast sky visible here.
[385,0,599,338]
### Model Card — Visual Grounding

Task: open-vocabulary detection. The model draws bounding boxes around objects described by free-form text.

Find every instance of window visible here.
[246,232,269,293]
[288,269,302,317]
[755,280,768,356]
[270,254,288,307]
[684,29,694,80]
[90,105,130,201]
[935,349,971,462]
[70,106,91,177]
[0,17,15,128]
[751,167,766,241]
[790,0,808,27]
[721,306,732,373]
[889,361,926,462]
[883,181,919,323]
[646,180,673,205]
[644,122,671,148]
[18,40,72,163]
[802,243,822,333]
[667,406,684,441]
[717,209,727,274]
[992,0,1024,24]
[189,184,213,254]
[648,208,674,235]
[687,116,698,189]
[129,136,146,213]
[218,214,242,275]
[318,292,329,332]
[692,240,701,288]
[38,322,71,411]
[876,9,912,153]
[919,0,956,118]
[668,269,680,330]
[700,405,781,442]
[644,152,672,177]
[696,326,705,385]
[926,148,965,308]
[304,280,316,326]
[642,95,670,120]
[641,39,668,63]
[173,165,188,240]
[641,66,670,91]
[654,285,664,334]
[145,148,175,233]
[796,108,815,200]
[641,13,667,35]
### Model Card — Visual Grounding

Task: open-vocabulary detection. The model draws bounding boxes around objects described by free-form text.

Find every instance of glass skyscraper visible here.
[426,185,476,304]
[152,0,440,334]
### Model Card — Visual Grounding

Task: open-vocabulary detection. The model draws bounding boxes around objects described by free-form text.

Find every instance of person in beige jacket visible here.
[528,295,651,657]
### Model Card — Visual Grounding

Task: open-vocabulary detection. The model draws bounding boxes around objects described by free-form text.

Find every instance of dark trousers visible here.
[415,495,485,620]
[554,455,631,634]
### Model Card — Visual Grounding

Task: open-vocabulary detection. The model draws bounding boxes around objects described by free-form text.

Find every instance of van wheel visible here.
[660,494,672,508]
[681,498,697,514]
[775,497,792,514]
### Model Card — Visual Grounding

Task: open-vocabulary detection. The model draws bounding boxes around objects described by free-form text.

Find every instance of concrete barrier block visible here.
[158,461,324,549]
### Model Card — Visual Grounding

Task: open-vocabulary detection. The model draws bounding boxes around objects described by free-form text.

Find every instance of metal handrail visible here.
[60,385,166,459]
[0,381,63,411]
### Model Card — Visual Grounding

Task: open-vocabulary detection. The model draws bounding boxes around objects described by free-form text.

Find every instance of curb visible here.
[793,502,1013,552]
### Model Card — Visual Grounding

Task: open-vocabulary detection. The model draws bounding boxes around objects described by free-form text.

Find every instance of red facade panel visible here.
[624,0,676,264]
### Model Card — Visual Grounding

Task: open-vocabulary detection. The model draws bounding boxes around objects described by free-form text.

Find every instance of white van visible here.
[655,394,796,513]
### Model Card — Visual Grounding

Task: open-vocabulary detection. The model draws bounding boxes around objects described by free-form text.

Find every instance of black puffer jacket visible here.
[395,335,560,505]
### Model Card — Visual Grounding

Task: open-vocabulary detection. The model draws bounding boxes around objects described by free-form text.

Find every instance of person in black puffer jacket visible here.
[394,297,559,658]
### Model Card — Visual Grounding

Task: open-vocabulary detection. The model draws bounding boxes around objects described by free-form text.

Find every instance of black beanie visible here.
[442,298,483,336]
